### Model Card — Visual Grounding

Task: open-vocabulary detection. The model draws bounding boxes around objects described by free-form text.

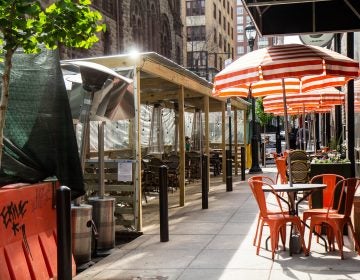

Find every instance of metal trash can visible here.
[71,204,93,264]
[88,197,115,250]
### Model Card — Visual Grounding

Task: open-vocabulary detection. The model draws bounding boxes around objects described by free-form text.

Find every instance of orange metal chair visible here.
[249,175,276,247]
[302,174,345,247]
[307,178,360,259]
[248,177,307,260]
[275,157,288,184]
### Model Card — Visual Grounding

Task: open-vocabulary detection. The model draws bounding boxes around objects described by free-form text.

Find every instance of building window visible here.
[218,10,221,24]
[227,1,230,14]
[258,37,269,48]
[237,16,243,24]
[160,14,172,58]
[219,34,222,48]
[213,3,216,19]
[231,27,234,39]
[223,0,225,8]
[237,7,243,14]
[187,51,207,68]
[102,0,116,18]
[187,26,206,41]
[231,7,233,19]
[219,57,223,69]
[228,22,230,35]
[237,34,244,42]
[237,25,243,33]
[186,0,205,16]
[237,46,244,55]
[223,16,226,30]
[214,29,217,43]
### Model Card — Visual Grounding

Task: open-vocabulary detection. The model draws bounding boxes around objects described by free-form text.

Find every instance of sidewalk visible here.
[74,167,360,280]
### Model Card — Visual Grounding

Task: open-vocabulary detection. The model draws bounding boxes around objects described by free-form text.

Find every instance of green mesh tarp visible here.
[0,48,84,199]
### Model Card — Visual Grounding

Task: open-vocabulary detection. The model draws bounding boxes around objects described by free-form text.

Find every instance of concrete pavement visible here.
[74,167,360,280]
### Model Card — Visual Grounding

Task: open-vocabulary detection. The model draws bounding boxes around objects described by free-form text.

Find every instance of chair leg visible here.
[253,215,261,246]
[307,223,314,255]
[257,221,265,255]
[334,229,344,260]
[347,220,360,255]
[280,225,286,250]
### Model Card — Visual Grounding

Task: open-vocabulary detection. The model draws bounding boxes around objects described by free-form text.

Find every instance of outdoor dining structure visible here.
[61,52,249,239]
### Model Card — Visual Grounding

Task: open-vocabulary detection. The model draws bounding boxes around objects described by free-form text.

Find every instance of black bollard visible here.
[202,154,209,209]
[159,165,169,242]
[226,150,233,191]
[240,146,246,181]
[56,186,72,280]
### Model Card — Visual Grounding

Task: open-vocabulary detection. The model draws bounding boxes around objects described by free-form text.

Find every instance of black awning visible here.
[242,0,360,36]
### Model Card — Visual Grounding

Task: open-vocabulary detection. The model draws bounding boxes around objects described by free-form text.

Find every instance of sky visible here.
[284,35,302,44]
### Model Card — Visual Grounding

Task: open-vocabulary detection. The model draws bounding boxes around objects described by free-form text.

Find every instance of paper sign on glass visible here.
[117,160,132,182]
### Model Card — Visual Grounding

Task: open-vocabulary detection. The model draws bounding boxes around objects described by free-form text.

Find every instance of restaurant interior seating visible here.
[166,154,179,191]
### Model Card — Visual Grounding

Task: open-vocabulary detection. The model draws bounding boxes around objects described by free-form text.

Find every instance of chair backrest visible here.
[275,157,288,184]
[310,174,345,208]
[289,150,308,161]
[290,160,309,183]
[328,178,360,217]
[248,176,277,218]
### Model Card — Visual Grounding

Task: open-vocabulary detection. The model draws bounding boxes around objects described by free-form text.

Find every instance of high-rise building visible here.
[235,0,283,57]
[182,0,236,81]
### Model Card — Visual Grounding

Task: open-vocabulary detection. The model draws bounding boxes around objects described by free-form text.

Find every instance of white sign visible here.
[299,33,334,47]
[117,160,133,182]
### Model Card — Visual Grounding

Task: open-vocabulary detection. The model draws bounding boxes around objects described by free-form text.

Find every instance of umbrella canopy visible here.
[213,43,359,185]
[213,44,358,95]
[264,105,335,115]
[263,90,345,110]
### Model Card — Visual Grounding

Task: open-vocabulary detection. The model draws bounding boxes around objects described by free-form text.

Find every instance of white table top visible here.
[263,183,326,192]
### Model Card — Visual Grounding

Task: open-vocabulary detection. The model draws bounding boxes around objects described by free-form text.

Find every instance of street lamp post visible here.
[245,23,262,174]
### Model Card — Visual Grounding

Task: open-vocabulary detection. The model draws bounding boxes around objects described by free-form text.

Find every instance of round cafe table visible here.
[263,183,327,254]
[263,183,326,215]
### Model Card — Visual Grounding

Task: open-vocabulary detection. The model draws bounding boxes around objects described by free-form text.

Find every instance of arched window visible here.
[103,29,111,55]
[160,14,172,58]
[146,1,160,52]
[130,0,144,50]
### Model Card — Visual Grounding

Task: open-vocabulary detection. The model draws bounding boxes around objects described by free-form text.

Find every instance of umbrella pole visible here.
[281,79,293,188]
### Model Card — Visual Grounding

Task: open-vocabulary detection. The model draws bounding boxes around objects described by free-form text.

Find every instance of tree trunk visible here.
[0,49,14,167]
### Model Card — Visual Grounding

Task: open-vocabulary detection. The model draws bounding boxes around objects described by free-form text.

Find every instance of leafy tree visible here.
[0,0,105,166]
[255,97,274,128]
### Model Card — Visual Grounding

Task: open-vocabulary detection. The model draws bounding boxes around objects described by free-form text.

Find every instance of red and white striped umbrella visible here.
[213,44,358,95]
[213,43,359,185]
[264,105,334,115]
[263,89,345,109]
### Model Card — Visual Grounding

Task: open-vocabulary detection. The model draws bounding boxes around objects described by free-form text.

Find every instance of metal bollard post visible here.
[56,186,72,280]
[240,146,246,181]
[226,150,233,191]
[202,155,209,209]
[159,165,169,242]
